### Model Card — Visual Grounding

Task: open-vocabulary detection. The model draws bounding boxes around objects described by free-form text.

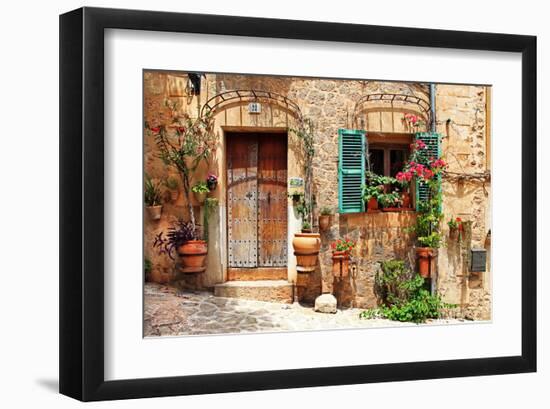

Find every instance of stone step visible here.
[214,280,293,304]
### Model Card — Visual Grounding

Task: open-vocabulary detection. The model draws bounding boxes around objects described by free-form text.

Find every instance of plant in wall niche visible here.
[191,181,210,204]
[290,117,321,272]
[360,259,455,323]
[144,175,163,220]
[153,219,207,273]
[331,237,356,278]
[164,176,179,202]
[318,206,333,231]
[147,100,217,233]
[448,216,463,241]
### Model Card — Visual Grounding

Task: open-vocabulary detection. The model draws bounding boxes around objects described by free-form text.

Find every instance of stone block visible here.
[314,293,337,313]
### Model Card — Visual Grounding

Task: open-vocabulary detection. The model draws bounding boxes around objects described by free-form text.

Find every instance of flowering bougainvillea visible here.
[404,113,426,128]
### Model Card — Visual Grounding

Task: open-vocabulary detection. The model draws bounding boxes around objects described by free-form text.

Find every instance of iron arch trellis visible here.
[352,93,432,128]
[200,89,303,120]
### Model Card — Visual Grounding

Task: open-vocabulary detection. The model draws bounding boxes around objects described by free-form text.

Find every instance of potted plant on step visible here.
[192,181,210,204]
[290,117,321,273]
[319,207,332,231]
[144,176,162,220]
[331,237,356,278]
[153,219,208,273]
[164,176,179,203]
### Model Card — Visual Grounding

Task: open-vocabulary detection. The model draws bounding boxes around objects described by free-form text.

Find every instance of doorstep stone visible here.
[214,280,293,304]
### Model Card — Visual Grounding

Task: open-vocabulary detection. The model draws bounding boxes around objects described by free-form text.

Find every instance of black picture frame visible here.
[59,7,537,401]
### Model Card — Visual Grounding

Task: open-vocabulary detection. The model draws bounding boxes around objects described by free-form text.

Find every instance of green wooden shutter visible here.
[338,129,366,213]
[415,132,442,211]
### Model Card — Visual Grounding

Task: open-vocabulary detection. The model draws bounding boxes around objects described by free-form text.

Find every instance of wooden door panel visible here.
[227,135,258,267]
[257,136,288,267]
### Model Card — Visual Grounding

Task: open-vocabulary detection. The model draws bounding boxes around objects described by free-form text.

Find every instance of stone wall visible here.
[143,71,491,320]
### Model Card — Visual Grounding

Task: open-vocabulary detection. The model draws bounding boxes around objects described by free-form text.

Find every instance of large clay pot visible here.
[416,247,433,278]
[332,251,350,278]
[319,215,331,231]
[146,205,162,220]
[292,233,321,272]
[367,197,379,212]
[177,240,208,272]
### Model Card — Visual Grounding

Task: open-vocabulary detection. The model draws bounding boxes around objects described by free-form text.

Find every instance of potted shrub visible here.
[416,233,441,278]
[318,207,332,231]
[191,181,210,204]
[144,176,162,220]
[447,217,463,241]
[164,176,179,203]
[331,238,356,278]
[206,173,218,191]
[153,219,208,273]
[362,184,381,211]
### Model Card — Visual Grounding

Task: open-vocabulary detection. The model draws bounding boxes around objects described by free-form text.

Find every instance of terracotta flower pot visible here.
[367,197,379,212]
[292,233,321,272]
[193,191,207,204]
[177,240,208,272]
[319,215,331,231]
[449,228,459,240]
[169,190,179,203]
[401,192,411,208]
[332,251,350,278]
[146,205,162,220]
[416,247,433,278]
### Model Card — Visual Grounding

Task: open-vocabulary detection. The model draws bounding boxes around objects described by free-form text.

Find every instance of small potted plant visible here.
[153,219,207,273]
[301,220,312,233]
[164,176,179,203]
[416,233,441,278]
[379,191,402,212]
[288,190,304,204]
[331,237,356,278]
[206,173,218,191]
[191,181,210,204]
[447,217,463,241]
[362,184,382,212]
[318,207,332,231]
[144,176,162,220]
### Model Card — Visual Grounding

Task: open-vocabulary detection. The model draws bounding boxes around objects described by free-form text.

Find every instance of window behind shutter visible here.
[338,129,366,213]
[415,132,442,211]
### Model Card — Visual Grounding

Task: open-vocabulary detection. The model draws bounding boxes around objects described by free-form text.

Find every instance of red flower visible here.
[150,126,160,133]
[177,126,186,133]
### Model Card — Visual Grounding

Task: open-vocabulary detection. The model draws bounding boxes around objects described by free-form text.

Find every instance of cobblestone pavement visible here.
[144,283,468,337]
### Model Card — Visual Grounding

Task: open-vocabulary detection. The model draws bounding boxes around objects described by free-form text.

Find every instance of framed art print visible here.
[59,7,537,401]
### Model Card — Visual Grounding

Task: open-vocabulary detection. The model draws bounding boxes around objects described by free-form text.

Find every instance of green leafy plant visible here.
[378,191,402,208]
[409,178,443,248]
[360,259,455,323]
[144,258,152,276]
[362,172,397,205]
[164,176,179,191]
[320,207,333,216]
[301,221,312,231]
[144,176,162,206]
[203,197,218,242]
[290,118,316,229]
[148,103,217,232]
[191,181,210,194]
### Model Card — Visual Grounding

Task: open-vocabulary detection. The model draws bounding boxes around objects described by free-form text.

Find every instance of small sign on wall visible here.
[248,102,262,114]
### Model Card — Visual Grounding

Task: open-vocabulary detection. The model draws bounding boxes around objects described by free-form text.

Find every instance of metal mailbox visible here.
[470,248,487,272]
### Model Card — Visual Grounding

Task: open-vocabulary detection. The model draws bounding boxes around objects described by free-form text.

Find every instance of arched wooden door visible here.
[226,132,288,279]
